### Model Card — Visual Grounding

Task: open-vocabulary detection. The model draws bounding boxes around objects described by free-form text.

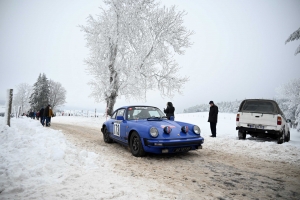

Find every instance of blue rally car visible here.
[101,105,204,157]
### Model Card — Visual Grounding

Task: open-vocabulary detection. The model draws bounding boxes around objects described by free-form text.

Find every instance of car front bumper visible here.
[142,137,204,154]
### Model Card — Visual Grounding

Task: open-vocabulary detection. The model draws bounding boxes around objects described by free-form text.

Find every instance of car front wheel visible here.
[103,126,113,143]
[130,131,146,157]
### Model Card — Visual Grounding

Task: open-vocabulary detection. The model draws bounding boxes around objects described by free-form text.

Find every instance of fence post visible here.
[5,89,13,127]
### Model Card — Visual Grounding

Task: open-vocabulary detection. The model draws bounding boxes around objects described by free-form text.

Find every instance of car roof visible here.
[238,99,282,114]
[243,99,276,102]
[118,105,159,109]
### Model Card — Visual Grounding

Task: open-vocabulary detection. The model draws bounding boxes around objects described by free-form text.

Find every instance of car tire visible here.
[238,131,246,140]
[285,131,290,142]
[130,131,146,157]
[103,126,113,143]
[277,131,284,144]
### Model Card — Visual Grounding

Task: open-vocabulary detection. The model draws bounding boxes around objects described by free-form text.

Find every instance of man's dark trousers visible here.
[210,122,217,137]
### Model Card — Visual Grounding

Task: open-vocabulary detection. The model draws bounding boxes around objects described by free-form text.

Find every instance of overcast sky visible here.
[0,0,299,113]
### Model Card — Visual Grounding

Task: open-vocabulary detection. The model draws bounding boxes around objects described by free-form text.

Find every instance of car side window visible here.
[117,109,125,117]
[111,111,117,119]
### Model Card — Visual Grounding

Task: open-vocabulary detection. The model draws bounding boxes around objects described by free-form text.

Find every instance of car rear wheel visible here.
[103,126,113,143]
[130,131,146,157]
[285,131,290,142]
[277,131,284,144]
[238,131,246,140]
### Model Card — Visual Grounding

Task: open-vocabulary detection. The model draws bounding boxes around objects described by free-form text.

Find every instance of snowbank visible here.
[0,117,98,196]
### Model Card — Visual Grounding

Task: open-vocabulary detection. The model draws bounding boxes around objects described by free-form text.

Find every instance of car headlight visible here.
[193,125,201,135]
[150,127,159,137]
[181,126,189,133]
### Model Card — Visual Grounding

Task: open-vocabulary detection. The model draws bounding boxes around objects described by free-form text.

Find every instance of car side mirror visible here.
[116,116,124,121]
[170,116,174,121]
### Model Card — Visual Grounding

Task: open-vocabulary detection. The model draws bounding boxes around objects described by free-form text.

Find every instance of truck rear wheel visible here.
[238,131,246,140]
[277,131,284,144]
[285,131,290,142]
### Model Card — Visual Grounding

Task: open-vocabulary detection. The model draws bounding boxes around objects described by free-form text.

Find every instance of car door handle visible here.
[111,122,114,124]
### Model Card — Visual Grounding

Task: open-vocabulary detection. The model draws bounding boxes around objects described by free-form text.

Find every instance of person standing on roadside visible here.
[208,101,218,137]
[48,106,54,126]
[39,107,45,126]
[164,102,175,120]
[44,105,51,127]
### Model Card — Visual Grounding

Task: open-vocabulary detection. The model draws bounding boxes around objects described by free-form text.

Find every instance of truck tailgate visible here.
[239,112,277,126]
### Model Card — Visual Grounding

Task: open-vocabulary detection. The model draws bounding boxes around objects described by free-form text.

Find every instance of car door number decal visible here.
[113,123,121,137]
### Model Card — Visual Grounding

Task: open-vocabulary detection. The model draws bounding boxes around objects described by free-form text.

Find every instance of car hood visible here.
[130,119,199,139]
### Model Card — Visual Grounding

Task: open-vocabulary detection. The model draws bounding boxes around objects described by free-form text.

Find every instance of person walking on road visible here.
[208,101,218,137]
[44,105,53,127]
[39,107,45,126]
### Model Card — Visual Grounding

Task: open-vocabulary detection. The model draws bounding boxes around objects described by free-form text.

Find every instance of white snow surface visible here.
[0,118,98,195]
[0,112,300,199]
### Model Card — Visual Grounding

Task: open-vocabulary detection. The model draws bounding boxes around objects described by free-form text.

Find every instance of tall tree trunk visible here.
[106,92,117,116]
[5,89,13,127]
[106,41,119,116]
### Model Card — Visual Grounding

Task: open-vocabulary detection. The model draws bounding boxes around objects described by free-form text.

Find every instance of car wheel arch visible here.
[128,129,138,145]
[102,124,107,132]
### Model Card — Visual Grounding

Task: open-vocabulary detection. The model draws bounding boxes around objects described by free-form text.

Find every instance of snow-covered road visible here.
[1,113,300,199]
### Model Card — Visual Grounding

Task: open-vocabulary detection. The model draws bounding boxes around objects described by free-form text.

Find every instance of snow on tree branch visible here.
[285,27,300,56]
[49,80,67,110]
[80,0,193,115]
[13,83,32,114]
[277,78,300,131]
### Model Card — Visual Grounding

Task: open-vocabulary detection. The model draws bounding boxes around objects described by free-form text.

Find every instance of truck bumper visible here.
[236,126,280,136]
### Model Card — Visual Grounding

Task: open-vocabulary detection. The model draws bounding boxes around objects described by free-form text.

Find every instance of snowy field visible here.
[0,113,300,199]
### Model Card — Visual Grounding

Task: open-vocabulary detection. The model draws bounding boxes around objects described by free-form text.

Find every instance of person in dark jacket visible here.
[208,101,218,137]
[164,102,175,120]
[39,107,45,126]
[44,105,53,127]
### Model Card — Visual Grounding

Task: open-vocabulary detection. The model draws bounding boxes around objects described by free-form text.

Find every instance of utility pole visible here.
[5,89,13,127]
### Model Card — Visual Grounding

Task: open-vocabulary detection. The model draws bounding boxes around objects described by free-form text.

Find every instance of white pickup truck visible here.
[236,99,291,144]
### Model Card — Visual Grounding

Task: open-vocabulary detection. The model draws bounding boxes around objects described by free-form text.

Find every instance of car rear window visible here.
[241,101,276,113]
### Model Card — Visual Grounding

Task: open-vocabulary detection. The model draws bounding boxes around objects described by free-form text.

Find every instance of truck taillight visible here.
[277,116,282,125]
[236,114,240,121]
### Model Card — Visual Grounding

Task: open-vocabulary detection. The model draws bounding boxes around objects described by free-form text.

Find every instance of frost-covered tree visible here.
[29,73,50,111]
[13,83,32,114]
[285,27,300,56]
[49,80,67,110]
[80,0,192,115]
[277,78,300,131]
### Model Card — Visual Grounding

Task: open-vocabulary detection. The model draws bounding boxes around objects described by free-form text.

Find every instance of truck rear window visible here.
[241,101,276,113]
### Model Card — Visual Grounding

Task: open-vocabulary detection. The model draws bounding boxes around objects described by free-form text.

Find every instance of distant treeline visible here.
[183,100,242,113]
[183,99,289,116]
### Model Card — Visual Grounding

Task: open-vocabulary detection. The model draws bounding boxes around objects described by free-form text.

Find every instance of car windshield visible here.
[127,106,165,120]
[241,101,277,113]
